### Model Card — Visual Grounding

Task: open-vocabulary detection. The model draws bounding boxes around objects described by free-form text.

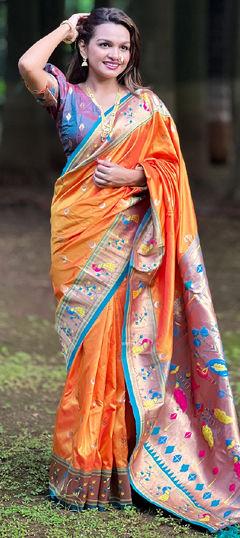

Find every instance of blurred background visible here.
[0,3,239,535]
[1,0,240,205]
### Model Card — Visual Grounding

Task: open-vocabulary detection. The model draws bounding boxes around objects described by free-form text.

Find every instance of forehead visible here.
[92,22,130,43]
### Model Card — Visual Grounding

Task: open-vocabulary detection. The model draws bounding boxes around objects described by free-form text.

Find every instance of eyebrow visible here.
[96,38,130,45]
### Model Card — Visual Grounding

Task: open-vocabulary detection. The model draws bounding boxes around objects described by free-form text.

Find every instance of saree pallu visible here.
[49,90,240,532]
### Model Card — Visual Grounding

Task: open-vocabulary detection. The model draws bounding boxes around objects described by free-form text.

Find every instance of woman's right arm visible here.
[18,14,86,97]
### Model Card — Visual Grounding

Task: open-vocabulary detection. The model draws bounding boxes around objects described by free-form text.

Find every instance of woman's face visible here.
[80,23,131,81]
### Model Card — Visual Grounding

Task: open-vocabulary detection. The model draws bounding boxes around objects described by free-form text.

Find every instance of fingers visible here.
[93,175,109,188]
[93,160,120,188]
[95,171,107,181]
[96,165,111,176]
[97,159,114,168]
[69,13,89,27]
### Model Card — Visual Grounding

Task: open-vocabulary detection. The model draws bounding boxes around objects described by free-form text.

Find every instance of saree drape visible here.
[49,89,240,532]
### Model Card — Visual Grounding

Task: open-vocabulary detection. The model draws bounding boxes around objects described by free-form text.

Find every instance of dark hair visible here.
[66,7,143,93]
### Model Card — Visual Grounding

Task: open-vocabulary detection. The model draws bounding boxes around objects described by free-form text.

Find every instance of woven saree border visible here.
[49,487,132,511]
[50,452,130,477]
[62,93,132,175]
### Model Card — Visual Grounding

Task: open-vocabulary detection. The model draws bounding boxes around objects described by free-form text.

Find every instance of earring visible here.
[81,56,88,67]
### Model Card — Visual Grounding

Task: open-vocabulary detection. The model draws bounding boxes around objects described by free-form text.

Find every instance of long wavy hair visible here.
[66,7,143,93]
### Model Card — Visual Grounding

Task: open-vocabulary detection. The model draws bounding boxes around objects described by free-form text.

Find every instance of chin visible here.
[106,70,125,80]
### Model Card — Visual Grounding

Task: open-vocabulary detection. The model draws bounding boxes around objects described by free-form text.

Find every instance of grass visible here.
[0,429,201,537]
[0,312,239,537]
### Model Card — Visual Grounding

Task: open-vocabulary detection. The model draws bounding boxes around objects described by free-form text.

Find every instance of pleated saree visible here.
[37,66,240,533]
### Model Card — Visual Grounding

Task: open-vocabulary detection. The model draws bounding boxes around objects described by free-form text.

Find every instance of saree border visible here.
[121,212,220,532]
[61,91,170,175]
[121,207,152,440]
[61,93,132,175]
[62,114,154,175]
[57,213,126,320]
[122,285,217,533]
[56,201,149,372]
[127,478,216,533]
[66,262,129,372]
[49,453,132,511]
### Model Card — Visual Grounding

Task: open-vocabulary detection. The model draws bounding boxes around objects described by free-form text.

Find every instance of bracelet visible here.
[60,20,78,44]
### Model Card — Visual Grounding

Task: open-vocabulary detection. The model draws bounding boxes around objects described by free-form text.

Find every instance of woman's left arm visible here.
[93,159,147,189]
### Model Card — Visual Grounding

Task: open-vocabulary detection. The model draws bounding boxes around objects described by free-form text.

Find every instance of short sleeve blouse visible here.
[43,63,101,158]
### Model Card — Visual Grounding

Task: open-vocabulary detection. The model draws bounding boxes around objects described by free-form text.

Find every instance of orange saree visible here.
[49,88,240,533]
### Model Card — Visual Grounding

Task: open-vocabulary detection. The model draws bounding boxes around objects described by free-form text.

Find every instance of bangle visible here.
[60,20,78,44]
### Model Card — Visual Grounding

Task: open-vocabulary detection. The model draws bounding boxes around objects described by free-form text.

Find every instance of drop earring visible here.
[81,56,88,67]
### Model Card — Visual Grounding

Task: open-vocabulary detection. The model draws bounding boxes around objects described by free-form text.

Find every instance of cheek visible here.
[118,54,130,74]
[125,52,131,65]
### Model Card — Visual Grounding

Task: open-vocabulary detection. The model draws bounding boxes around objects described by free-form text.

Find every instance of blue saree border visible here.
[67,261,129,372]
[121,206,218,534]
[121,207,151,442]
[128,478,217,533]
[61,93,131,176]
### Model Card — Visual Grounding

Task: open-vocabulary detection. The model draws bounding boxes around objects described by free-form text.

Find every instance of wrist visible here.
[58,23,70,37]
[59,20,78,43]
[131,167,147,187]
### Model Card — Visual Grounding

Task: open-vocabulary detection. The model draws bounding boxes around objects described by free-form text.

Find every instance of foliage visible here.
[65,0,94,18]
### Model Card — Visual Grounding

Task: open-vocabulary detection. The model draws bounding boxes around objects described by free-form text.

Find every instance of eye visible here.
[99,42,109,47]
[121,46,129,51]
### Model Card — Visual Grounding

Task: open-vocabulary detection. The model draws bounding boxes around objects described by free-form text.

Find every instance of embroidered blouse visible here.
[36,63,103,158]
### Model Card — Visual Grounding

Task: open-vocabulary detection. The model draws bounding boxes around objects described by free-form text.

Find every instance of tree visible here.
[231,0,240,201]
[0,0,65,187]
[207,0,234,164]
[127,0,175,111]
[175,0,207,188]
[94,0,113,7]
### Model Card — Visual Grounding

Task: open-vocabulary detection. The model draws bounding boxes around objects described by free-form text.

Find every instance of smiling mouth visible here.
[103,62,121,68]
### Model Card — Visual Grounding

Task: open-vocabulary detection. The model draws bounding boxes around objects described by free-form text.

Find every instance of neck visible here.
[85,72,120,95]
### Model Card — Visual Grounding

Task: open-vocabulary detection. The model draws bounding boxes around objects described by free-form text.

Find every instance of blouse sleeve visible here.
[43,63,69,120]
[29,63,69,121]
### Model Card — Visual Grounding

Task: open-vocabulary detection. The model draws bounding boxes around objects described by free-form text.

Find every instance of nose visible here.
[108,47,120,60]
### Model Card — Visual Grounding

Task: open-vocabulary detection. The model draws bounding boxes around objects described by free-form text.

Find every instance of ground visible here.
[0,195,239,538]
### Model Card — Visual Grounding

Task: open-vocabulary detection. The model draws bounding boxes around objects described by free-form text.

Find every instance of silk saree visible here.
[48,86,240,533]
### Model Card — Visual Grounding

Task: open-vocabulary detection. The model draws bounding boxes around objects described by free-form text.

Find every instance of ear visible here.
[79,39,87,58]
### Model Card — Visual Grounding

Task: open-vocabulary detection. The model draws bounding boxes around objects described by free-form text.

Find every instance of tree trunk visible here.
[0,0,65,187]
[175,0,207,188]
[94,0,113,7]
[127,0,175,111]
[231,0,240,201]
[207,0,234,165]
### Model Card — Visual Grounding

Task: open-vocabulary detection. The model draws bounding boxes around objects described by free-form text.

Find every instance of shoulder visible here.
[135,88,172,118]
[44,63,66,83]
[44,63,76,100]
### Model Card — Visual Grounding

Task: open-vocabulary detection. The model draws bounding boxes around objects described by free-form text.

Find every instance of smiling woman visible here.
[17,7,240,534]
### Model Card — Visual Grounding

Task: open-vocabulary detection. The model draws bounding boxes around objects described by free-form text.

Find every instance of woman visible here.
[18,8,240,533]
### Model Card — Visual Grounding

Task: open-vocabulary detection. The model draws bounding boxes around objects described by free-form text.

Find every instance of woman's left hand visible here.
[93,159,147,189]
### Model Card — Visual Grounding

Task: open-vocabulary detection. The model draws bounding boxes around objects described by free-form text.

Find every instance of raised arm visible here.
[18,14,88,99]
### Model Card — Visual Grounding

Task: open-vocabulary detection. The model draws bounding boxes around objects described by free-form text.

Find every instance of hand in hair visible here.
[67,13,90,30]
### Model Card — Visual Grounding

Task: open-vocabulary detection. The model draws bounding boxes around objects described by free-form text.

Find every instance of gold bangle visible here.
[60,20,78,44]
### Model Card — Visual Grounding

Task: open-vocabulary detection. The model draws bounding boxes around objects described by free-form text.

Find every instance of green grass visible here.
[0,313,239,536]
[0,428,202,537]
